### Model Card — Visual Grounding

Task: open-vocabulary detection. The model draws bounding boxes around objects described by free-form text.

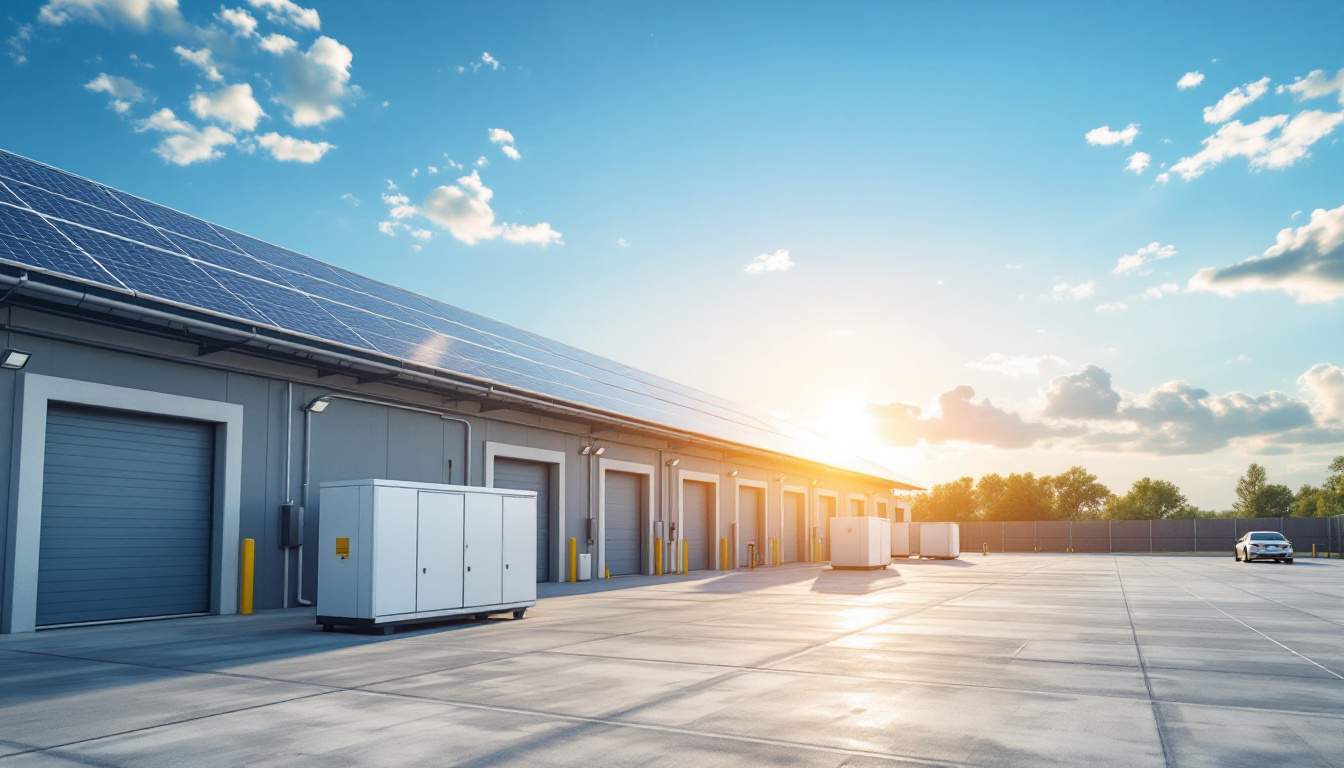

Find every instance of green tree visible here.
[974,473,1007,518]
[911,477,977,522]
[1234,463,1295,517]
[1108,478,1187,520]
[981,472,1055,521]
[1048,466,1112,520]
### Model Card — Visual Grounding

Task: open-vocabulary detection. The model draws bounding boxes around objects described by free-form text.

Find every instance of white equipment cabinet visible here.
[829,516,892,569]
[891,522,911,558]
[918,522,961,560]
[317,479,537,633]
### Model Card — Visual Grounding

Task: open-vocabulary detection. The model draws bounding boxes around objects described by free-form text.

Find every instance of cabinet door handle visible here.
[505,564,509,569]
[467,566,472,572]
[422,568,427,574]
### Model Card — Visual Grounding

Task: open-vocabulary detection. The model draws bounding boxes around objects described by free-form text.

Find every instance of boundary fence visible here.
[939,515,1344,555]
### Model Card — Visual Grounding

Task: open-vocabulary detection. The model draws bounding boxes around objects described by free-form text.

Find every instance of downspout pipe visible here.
[295,401,315,606]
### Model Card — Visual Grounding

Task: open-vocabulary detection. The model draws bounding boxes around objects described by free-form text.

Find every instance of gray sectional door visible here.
[783,492,804,563]
[37,405,215,626]
[682,480,712,571]
[494,458,551,582]
[738,486,762,567]
[605,471,642,576]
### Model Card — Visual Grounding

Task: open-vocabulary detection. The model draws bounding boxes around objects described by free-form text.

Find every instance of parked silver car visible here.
[1234,531,1294,564]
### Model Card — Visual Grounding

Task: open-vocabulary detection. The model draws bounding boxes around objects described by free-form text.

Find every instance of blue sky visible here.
[3,0,1343,507]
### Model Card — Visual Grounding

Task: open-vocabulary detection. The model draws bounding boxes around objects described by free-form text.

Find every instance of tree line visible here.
[911,456,1344,522]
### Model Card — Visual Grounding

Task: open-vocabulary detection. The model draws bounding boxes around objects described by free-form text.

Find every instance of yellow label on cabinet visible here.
[335,536,350,559]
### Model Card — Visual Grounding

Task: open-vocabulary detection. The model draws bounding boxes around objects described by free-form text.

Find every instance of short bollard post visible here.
[654,537,664,576]
[1312,543,1317,558]
[748,542,756,569]
[682,542,689,573]
[568,537,577,583]
[719,537,729,570]
[239,537,255,616]
[983,542,989,556]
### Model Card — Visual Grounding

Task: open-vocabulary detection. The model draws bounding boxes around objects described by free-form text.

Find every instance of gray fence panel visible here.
[1003,521,1035,551]
[960,522,993,553]
[1072,521,1109,552]
[1111,520,1150,551]
[1152,519,1195,552]
[1195,519,1234,551]
[1282,518,1328,552]
[1037,521,1070,552]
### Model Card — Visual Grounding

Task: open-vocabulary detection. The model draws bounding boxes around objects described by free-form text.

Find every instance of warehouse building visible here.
[0,149,918,634]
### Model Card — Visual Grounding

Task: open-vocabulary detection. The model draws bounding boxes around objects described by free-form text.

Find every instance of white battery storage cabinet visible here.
[918,522,961,560]
[829,516,892,569]
[891,522,911,558]
[317,480,537,632]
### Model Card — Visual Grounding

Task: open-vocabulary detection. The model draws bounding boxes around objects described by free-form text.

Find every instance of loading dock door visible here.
[493,458,551,582]
[783,492,804,563]
[36,405,215,626]
[738,486,762,567]
[682,480,712,571]
[605,471,642,576]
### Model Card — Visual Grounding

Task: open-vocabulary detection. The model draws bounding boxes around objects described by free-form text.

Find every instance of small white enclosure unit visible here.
[829,516,891,569]
[918,522,961,560]
[317,479,537,632]
[891,522,911,557]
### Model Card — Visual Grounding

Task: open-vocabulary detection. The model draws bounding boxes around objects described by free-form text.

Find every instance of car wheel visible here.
[1243,554,1251,563]
[1233,549,1240,561]
[1285,558,1294,564]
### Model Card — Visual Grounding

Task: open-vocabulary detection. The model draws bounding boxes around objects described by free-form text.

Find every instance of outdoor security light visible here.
[728,469,739,477]
[0,349,30,370]
[305,396,331,414]
[593,446,606,456]
[579,445,593,456]
[666,458,681,467]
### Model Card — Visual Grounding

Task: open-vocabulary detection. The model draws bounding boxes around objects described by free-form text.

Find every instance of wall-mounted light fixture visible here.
[810,479,819,487]
[728,469,739,478]
[0,349,31,370]
[579,445,593,456]
[665,457,681,467]
[594,446,606,456]
[305,396,331,413]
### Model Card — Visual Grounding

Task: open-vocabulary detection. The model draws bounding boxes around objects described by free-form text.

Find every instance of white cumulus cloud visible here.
[1189,203,1344,303]
[1114,242,1177,276]
[413,171,561,247]
[1278,68,1344,106]
[1051,280,1096,300]
[246,0,318,30]
[275,35,352,127]
[259,32,296,55]
[39,0,183,29]
[217,6,256,36]
[255,132,332,163]
[1176,71,1205,90]
[1125,151,1151,174]
[1085,123,1139,146]
[136,107,235,165]
[744,249,795,274]
[488,127,522,160]
[1163,111,1344,182]
[84,72,145,113]
[173,45,223,82]
[189,82,265,131]
[1203,76,1271,123]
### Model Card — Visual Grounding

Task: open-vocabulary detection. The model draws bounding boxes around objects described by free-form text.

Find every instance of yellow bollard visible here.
[605,565,611,579]
[682,542,689,573]
[568,537,577,583]
[239,537,255,616]
[654,537,664,576]
[1312,543,1317,558]
[772,537,779,566]
[719,537,729,570]
[748,542,756,569]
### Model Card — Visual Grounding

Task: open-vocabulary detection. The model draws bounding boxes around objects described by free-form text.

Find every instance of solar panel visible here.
[0,149,905,483]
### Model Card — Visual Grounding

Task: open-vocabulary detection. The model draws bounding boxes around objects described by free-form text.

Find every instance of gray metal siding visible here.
[494,458,551,581]
[783,492,803,563]
[604,471,641,576]
[682,480,711,571]
[37,406,214,625]
[738,486,762,567]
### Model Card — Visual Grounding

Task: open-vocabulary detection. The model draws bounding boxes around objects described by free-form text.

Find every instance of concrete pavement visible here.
[2,554,1342,766]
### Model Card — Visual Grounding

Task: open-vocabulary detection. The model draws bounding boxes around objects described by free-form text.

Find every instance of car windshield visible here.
[1249,533,1286,541]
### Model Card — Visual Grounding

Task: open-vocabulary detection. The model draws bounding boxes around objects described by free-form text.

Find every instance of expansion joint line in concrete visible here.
[1112,558,1175,768]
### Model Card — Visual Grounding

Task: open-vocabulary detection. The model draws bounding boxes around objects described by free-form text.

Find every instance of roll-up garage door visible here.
[738,486,762,567]
[37,405,215,627]
[821,495,837,560]
[494,458,551,582]
[605,471,642,576]
[682,480,712,571]
[783,492,804,563]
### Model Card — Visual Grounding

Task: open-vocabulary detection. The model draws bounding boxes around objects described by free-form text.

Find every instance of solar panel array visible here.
[0,149,906,484]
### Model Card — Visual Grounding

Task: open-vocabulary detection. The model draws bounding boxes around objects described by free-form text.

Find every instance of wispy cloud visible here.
[744,249,795,274]
[1176,71,1205,90]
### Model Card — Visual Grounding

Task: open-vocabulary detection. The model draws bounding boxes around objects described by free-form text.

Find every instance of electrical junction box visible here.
[279,503,303,548]
[829,516,891,569]
[316,479,537,632]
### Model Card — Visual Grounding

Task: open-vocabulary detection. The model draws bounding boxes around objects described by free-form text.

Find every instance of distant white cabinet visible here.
[891,522,911,558]
[317,480,536,632]
[829,516,891,569]
[918,523,961,560]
